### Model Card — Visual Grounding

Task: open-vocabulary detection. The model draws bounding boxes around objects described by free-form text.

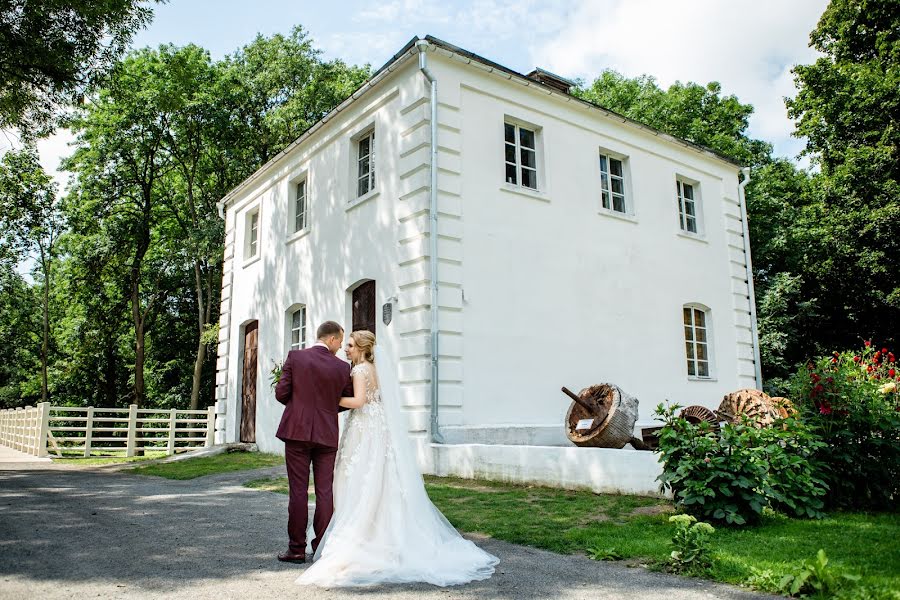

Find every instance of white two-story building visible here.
[213,36,761,495]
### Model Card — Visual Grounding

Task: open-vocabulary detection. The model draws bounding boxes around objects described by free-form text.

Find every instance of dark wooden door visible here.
[241,321,258,443]
[352,280,376,334]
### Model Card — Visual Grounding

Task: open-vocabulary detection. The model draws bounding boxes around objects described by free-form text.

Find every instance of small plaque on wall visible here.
[575,418,594,430]
[382,302,392,325]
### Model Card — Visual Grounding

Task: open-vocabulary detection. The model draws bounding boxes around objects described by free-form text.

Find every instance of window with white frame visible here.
[290,306,307,350]
[504,121,538,189]
[683,305,711,378]
[676,179,699,234]
[244,208,260,260]
[294,179,307,233]
[599,152,627,213]
[356,129,375,198]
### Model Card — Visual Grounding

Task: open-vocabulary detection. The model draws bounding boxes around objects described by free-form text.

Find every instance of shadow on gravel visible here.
[0,467,768,599]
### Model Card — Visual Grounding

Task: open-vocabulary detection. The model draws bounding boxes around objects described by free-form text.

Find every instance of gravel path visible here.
[0,459,777,600]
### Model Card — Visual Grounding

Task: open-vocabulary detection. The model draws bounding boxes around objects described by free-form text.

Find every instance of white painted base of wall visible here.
[429,443,667,498]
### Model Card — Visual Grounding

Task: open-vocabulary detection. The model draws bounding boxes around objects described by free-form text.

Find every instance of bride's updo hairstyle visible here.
[351,330,376,363]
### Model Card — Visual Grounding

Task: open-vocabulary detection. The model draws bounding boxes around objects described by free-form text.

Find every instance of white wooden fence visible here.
[0,403,215,458]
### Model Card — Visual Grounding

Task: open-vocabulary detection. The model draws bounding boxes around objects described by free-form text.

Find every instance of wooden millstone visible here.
[564,384,639,448]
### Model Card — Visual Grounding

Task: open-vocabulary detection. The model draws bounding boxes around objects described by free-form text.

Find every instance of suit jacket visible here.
[274,345,354,448]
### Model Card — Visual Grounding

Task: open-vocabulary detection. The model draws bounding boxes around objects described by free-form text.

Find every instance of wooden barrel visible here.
[564,383,639,448]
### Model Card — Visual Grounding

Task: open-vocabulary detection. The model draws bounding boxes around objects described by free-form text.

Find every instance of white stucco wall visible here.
[428,53,755,432]
[215,42,758,466]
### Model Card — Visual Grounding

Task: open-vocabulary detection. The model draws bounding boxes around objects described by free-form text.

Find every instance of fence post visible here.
[126,404,138,457]
[84,407,94,457]
[15,407,24,451]
[166,408,177,455]
[205,405,215,448]
[36,403,50,457]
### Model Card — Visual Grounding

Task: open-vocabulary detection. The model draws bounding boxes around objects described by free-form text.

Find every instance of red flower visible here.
[867,365,874,373]
[854,356,861,363]
[865,340,872,347]
[890,369,896,378]
[882,347,889,354]
[814,384,824,394]
[820,405,833,415]
[826,377,834,384]
[889,353,895,363]
[831,358,838,364]
[811,373,821,383]
[874,352,881,362]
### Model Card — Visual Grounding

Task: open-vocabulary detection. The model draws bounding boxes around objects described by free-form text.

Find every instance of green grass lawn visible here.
[245,473,899,596]
[51,450,168,465]
[127,450,284,479]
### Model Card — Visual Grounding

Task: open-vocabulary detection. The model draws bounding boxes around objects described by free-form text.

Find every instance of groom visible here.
[274,320,353,563]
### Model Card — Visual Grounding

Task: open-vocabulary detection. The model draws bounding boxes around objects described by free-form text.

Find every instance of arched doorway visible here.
[240,320,258,443]
[351,280,376,334]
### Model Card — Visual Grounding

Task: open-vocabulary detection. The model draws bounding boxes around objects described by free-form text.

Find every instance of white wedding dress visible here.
[296,348,498,587]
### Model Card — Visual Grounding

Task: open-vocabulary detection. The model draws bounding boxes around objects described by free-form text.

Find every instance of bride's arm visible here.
[339,369,367,409]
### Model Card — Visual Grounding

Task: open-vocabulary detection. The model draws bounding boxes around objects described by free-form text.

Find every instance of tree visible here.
[0,147,63,402]
[784,0,899,355]
[64,48,177,408]
[0,0,158,136]
[574,71,772,166]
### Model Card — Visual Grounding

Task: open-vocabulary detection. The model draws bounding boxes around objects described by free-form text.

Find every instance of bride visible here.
[296,330,498,587]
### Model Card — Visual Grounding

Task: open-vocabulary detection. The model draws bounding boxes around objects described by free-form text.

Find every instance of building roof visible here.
[218,35,741,211]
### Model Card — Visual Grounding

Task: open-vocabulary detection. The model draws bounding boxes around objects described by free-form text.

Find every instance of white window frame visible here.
[292,177,308,234]
[676,177,702,235]
[598,150,629,215]
[355,128,376,199]
[683,304,714,379]
[289,305,307,351]
[243,206,261,262]
[503,119,540,191]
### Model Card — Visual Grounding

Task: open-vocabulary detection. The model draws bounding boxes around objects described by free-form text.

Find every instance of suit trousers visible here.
[284,440,338,554]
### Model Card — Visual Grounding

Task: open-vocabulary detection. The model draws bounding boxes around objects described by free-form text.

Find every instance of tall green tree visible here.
[0,0,159,136]
[64,48,178,408]
[785,0,899,352]
[0,147,63,403]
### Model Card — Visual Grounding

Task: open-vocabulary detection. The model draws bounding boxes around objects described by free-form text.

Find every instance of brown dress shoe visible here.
[277,551,306,563]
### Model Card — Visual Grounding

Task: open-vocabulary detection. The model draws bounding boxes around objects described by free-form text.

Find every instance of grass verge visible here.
[51,450,167,465]
[245,474,899,595]
[127,450,283,479]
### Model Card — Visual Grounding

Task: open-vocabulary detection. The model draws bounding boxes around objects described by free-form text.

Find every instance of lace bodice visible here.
[350,362,381,405]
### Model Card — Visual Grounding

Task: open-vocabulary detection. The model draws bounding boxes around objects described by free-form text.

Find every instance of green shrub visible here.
[668,514,715,574]
[656,404,828,525]
[789,342,900,510]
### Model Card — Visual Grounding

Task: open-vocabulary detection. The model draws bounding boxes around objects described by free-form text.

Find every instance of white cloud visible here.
[534,0,827,159]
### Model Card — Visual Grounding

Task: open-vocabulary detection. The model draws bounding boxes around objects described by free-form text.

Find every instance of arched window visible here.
[683,304,712,378]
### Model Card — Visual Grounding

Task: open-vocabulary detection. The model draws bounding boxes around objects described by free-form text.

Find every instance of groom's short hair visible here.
[317,321,343,340]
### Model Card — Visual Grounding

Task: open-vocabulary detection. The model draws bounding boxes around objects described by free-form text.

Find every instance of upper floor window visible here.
[356,129,375,198]
[504,122,538,190]
[290,306,307,350]
[677,179,699,234]
[599,152,627,214]
[244,208,260,260]
[683,305,711,378]
[294,179,308,233]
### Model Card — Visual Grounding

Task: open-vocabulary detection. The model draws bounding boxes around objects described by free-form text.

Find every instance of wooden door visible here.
[240,321,258,443]
[352,280,376,334]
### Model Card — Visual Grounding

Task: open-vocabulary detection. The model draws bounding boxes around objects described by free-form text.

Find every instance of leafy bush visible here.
[587,546,623,561]
[656,404,828,525]
[790,342,900,510]
[762,549,861,598]
[668,514,715,574]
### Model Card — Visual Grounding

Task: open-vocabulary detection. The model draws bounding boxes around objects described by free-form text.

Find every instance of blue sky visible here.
[31,0,828,189]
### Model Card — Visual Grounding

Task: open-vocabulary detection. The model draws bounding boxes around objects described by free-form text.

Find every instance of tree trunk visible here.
[39,245,49,404]
[189,261,206,410]
[131,279,145,409]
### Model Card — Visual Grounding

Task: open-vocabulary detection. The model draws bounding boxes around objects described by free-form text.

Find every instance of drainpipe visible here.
[737,167,763,390]
[417,40,445,443]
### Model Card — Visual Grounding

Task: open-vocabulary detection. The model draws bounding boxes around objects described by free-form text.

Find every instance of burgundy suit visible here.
[275,344,353,555]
